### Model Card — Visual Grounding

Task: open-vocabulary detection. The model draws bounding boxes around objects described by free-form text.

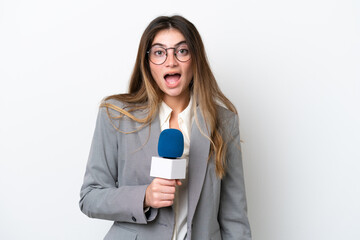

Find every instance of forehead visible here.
[152,28,186,47]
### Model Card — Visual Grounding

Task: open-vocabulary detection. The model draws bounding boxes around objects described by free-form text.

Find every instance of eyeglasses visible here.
[147,45,191,65]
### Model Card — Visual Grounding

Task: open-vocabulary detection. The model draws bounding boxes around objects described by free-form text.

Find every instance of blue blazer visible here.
[80,99,251,240]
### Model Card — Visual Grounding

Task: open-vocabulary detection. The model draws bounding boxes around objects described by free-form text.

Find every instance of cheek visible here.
[150,66,162,81]
[184,65,193,81]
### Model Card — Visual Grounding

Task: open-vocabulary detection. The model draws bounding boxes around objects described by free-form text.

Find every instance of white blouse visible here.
[159,98,193,240]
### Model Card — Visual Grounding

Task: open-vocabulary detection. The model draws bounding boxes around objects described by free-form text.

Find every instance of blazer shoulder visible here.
[97,98,126,122]
[100,98,148,117]
[101,98,126,109]
[216,104,238,123]
[215,105,240,139]
[98,97,148,132]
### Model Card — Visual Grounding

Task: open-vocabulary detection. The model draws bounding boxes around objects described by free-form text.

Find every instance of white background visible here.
[0,0,359,239]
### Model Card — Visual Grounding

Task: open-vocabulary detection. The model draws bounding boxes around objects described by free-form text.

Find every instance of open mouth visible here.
[164,73,181,85]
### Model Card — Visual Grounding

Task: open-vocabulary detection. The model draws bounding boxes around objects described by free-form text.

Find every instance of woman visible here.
[80,15,251,240]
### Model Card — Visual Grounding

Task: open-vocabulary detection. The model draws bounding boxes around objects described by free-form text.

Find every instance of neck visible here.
[162,91,190,114]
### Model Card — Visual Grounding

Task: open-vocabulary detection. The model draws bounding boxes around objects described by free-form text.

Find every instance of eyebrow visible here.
[151,40,188,48]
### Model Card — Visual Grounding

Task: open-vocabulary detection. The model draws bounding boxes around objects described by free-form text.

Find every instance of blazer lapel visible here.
[187,106,210,225]
[136,106,210,226]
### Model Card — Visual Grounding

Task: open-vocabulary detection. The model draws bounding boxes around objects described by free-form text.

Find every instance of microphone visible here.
[150,129,187,179]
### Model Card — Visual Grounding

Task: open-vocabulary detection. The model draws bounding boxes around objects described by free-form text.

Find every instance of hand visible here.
[144,178,182,208]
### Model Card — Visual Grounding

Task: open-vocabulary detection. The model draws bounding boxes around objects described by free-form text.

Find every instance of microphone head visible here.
[158,129,184,158]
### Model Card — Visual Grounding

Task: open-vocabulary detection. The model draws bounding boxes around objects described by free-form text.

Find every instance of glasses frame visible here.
[147,46,191,65]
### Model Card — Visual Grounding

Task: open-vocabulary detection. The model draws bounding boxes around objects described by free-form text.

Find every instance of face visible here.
[149,28,193,102]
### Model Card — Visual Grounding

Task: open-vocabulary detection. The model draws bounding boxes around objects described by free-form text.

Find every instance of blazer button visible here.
[131,216,137,222]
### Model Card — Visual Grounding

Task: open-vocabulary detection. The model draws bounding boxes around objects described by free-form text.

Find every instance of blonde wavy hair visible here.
[102,15,237,179]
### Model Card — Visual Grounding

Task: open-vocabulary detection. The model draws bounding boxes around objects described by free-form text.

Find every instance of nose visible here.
[165,49,178,67]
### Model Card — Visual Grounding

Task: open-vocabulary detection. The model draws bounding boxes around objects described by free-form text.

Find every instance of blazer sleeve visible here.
[79,106,157,224]
[219,114,252,239]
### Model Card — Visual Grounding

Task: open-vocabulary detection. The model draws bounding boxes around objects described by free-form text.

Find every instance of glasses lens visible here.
[175,46,191,62]
[149,46,166,64]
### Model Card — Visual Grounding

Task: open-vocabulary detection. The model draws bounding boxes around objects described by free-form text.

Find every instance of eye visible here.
[177,48,189,56]
[155,50,165,56]
[151,47,166,57]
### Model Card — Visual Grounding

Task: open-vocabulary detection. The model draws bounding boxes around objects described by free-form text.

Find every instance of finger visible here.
[147,183,174,196]
[145,188,174,208]
[160,186,176,194]
[175,179,182,186]
[159,193,175,201]
[156,178,177,186]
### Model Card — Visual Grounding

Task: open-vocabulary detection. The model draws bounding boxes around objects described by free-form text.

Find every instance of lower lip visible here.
[164,75,181,88]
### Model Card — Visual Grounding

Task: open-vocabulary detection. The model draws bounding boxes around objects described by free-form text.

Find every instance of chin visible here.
[164,90,183,97]
[165,92,181,97]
